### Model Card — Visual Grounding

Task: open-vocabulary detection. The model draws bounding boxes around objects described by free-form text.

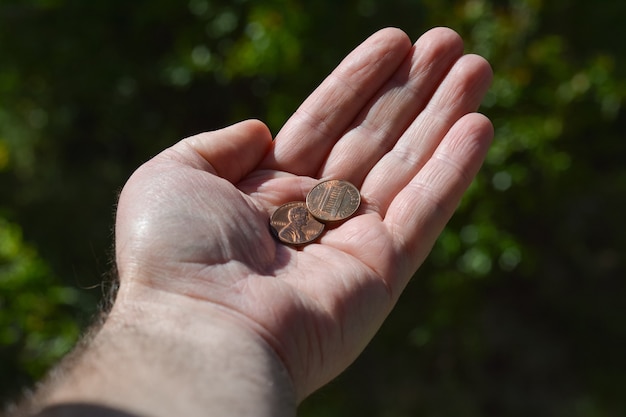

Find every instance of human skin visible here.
[24,27,493,417]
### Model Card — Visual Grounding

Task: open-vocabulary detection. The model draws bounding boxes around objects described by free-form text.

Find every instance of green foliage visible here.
[1,0,625,415]
[0,218,81,402]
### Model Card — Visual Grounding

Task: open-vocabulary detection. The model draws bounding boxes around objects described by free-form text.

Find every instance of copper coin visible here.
[306,179,361,222]
[270,202,325,246]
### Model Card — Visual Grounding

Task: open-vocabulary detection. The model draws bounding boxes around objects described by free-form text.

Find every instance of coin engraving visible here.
[270,202,325,245]
[306,180,361,222]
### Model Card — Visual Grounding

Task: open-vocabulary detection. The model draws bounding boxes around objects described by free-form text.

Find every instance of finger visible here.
[175,119,273,184]
[261,27,413,176]
[384,113,494,280]
[360,53,493,215]
[317,27,465,185]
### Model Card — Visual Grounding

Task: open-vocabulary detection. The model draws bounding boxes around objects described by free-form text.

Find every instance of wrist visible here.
[41,287,297,417]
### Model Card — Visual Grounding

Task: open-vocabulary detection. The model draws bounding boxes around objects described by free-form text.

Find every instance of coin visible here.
[270,201,325,246]
[306,179,361,222]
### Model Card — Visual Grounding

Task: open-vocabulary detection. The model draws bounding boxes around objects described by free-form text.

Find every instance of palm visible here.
[115,27,493,399]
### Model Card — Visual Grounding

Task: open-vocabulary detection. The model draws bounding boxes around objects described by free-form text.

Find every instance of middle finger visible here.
[316,27,465,186]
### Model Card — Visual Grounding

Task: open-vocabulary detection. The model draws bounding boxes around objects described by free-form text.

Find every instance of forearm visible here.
[23,294,296,417]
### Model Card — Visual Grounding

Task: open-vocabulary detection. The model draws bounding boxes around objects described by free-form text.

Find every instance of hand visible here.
[35,26,492,417]
[113,27,493,402]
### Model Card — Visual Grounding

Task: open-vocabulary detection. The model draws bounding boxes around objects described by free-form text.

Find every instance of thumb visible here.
[178,119,274,183]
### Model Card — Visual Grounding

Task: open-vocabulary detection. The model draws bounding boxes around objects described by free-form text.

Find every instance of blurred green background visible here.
[1,0,625,416]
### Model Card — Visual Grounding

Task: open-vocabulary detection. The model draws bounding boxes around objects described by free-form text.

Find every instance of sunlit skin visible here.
[32,27,493,417]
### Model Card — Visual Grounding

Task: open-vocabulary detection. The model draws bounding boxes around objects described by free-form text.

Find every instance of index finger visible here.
[260,28,412,176]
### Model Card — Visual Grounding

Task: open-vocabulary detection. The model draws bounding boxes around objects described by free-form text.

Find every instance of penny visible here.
[306,179,361,222]
[270,201,325,246]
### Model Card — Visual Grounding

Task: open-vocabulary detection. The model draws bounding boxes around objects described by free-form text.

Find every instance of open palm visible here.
[114,27,493,400]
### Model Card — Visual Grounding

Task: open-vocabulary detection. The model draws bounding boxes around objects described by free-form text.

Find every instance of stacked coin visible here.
[270,179,361,246]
